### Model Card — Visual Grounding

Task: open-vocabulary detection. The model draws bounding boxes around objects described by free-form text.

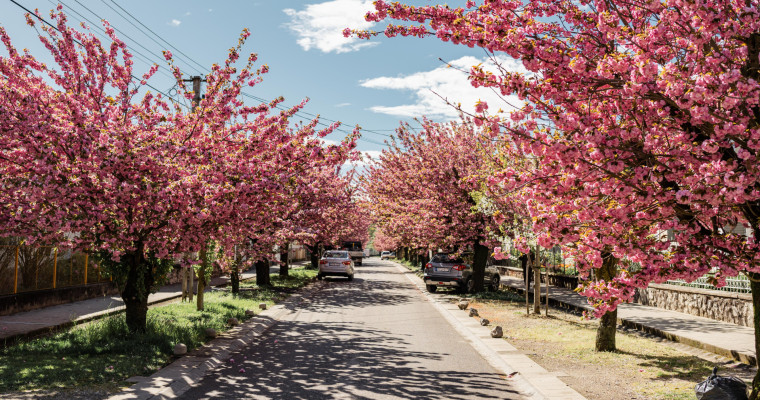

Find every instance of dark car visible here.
[423,253,501,293]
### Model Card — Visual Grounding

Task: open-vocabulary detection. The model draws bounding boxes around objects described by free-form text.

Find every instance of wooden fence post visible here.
[13,246,19,294]
[53,248,58,289]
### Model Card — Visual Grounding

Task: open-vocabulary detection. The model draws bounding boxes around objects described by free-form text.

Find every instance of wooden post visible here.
[84,254,89,285]
[13,246,19,294]
[545,270,549,316]
[53,248,58,289]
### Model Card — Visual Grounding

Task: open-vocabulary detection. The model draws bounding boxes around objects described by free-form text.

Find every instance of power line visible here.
[93,1,395,142]
[100,0,206,75]
[10,0,392,145]
[46,0,185,85]
[7,0,185,108]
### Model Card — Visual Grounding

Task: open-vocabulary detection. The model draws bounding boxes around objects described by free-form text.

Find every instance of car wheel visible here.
[426,285,437,293]
[347,274,354,281]
[489,275,500,292]
[317,274,323,280]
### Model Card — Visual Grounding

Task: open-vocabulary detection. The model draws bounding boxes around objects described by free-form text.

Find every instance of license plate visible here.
[329,263,339,267]
[434,268,449,272]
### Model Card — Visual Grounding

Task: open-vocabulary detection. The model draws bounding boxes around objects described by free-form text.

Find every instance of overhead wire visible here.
[9,0,393,145]
[46,0,188,87]
[95,1,395,143]
[7,0,187,108]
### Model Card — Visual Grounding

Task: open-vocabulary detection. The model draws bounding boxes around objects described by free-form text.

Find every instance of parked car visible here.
[423,253,500,293]
[318,250,355,281]
[380,251,396,260]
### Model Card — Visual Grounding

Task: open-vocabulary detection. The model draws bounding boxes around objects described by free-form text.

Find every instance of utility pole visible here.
[180,75,205,302]
[183,75,204,111]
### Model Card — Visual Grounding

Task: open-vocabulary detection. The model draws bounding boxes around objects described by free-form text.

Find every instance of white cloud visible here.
[168,19,181,27]
[361,56,527,119]
[335,102,351,107]
[283,0,377,53]
[184,11,191,16]
[208,8,213,12]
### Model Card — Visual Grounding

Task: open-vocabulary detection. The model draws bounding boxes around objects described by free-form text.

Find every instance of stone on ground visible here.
[173,343,187,356]
[491,326,503,338]
[458,301,469,310]
[469,308,479,317]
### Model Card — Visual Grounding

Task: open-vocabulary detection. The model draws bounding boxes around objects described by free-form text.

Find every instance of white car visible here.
[318,250,355,281]
[380,251,395,260]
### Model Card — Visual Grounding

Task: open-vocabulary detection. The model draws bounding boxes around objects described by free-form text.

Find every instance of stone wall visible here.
[634,284,753,327]
[498,266,754,327]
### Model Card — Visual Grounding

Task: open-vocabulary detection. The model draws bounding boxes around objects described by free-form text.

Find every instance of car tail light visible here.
[342,261,351,266]
[425,263,432,269]
[319,260,327,265]
[453,264,466,271]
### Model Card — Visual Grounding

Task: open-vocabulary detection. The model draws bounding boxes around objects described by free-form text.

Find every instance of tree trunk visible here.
[280,244,289,278]
[533,262,542,314]
[120,244,154,333]
[256,259,270,286]
[595,251,619,352]
[196,245,208,312]
[307,243,320,269]
[471,241,489,292]
[749,272,760,400]
[420,252,429,271]
[230,263,240,295]
[521,253,530,314]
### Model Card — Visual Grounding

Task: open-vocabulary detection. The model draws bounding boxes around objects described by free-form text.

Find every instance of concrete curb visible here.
[107,279,325,400]
[392,262,587,400]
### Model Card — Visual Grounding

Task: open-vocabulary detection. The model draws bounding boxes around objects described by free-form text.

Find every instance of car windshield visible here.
[324,251,348,259]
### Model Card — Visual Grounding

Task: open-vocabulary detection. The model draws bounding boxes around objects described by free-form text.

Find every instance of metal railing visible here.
[665,274,751,293]
[0,244,109,296]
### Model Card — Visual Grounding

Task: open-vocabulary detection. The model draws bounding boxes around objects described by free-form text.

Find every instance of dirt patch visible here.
[470,298,755,400]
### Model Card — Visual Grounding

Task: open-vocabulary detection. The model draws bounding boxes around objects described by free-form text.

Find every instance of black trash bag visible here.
[695,367,748,400]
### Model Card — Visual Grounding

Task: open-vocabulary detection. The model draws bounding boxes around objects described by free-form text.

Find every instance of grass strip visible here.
[0,268,317,393]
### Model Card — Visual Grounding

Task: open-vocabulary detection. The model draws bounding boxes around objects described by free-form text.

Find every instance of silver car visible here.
[317,250,355,281]
[423,253,500,293]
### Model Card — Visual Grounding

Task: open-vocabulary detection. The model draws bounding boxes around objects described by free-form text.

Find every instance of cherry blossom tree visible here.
[349,0,760,382]
[363,119,501,292]
[0,8,354,332]
[371,227,399,252]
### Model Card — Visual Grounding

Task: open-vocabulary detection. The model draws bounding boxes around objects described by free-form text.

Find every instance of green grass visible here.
[395,259,424,278]
[0,268,317,393]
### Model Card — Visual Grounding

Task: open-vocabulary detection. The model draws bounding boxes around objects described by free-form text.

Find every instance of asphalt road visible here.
[182,258,523,399]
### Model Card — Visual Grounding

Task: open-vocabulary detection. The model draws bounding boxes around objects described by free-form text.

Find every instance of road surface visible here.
[182,258,523,399]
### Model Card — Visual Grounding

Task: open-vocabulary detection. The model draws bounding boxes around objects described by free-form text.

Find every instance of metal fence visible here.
[0,244,110,296]
[665,274,751,293]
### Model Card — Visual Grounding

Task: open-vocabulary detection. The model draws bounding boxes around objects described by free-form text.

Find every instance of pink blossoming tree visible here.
[0,8,354,332]
[349,0,760,391]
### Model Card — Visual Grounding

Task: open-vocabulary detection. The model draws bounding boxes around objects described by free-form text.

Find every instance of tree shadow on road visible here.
[182,320,520,399]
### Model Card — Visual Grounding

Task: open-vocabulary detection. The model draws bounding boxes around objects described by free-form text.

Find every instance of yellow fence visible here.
[0,245,110,296]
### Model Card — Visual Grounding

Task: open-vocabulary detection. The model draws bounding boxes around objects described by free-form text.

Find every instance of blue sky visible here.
[0,0,521,159]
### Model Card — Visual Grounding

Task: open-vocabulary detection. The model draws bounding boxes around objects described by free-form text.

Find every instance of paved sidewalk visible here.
[500,275,757,365]
[0,265,299,342]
